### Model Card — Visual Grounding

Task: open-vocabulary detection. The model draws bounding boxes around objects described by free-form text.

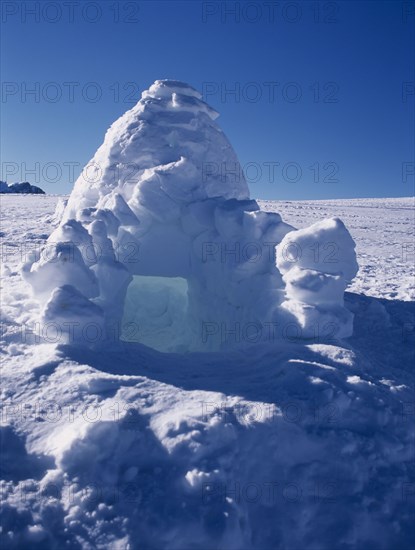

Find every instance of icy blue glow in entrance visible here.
[121,276,189,353]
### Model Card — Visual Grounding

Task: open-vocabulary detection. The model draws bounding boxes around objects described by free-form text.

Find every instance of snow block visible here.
[276,218,359,338]
[41,285,106,346]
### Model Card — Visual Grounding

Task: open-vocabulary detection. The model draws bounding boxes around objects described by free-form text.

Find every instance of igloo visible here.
[22,80,358,351]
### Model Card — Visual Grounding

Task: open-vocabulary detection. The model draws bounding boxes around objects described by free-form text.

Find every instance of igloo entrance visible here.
[121,275,190,353]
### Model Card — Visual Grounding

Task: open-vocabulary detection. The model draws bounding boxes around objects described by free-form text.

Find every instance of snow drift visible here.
[22,80,358,350]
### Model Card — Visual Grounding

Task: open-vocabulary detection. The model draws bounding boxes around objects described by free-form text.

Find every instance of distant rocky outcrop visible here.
[0,181,45,194]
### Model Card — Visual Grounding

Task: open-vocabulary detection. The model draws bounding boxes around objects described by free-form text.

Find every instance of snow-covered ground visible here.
[1,194,414,549]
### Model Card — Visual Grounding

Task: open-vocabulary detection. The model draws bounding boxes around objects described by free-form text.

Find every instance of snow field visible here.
[1,194,414,549]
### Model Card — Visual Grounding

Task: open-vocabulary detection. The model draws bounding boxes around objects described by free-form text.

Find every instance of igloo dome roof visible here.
[63,79,250,224]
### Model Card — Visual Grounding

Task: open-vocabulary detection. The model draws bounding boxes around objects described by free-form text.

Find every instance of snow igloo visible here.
[23,80,358,352]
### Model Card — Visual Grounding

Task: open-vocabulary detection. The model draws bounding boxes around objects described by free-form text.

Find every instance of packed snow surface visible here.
[1,194,414,549]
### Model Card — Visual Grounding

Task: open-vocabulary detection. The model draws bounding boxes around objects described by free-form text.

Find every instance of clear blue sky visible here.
[1,0,414,199]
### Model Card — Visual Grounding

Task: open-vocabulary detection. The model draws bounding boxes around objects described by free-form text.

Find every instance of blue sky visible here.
[1,0,414,199]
